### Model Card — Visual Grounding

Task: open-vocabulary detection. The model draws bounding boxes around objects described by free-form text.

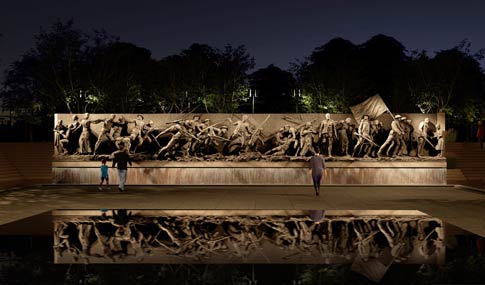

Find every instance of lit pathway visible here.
[1,184,485,236]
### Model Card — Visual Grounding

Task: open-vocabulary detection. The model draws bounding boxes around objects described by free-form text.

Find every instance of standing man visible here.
[308,148,327,196]
[112,142,132,192]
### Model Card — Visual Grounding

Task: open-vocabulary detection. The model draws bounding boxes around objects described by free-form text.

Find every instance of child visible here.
[99,158,109,190]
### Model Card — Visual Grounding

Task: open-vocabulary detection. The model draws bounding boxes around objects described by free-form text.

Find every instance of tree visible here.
[206,45,255,113]
[155,54,189,113]
[86,41,157,113]
[248,64,295,113]
[155,44,254,113]
[30,19,88,113]
[293,37,363,113]
[0,32,3,67]
[154,44,218,113]
[180,43,219,112]
[1,19,91,131]
[1,20,153,118]
[407,40,485,122]
[358,34,408,111]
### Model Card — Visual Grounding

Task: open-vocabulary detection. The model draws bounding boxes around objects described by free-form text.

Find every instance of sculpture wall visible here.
[53,112,445,160]
[52,113,447,185]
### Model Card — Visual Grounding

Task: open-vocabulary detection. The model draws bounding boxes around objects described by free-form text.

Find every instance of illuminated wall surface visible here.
[53,210,445,268]
[53,113,445,160]
[52,113,447,185]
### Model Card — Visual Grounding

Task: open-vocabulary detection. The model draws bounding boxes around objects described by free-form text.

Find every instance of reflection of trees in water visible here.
[53,214,444,264]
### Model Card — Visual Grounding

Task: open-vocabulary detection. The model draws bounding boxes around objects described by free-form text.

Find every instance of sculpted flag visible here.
[350,95,390,121]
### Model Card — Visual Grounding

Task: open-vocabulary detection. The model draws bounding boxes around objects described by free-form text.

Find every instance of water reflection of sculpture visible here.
[53,221,72,255]
[53,114,445,160]
[54,211,149,263]
[53,215,444,264]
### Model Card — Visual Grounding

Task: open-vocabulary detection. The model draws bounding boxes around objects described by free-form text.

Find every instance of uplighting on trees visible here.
[292,89,301,113]
[248,89,257,113]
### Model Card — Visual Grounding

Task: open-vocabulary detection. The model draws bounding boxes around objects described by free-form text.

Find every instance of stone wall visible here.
[52,160,446,185]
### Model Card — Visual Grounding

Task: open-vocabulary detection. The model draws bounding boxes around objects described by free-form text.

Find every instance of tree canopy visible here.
[292,35,485,125]
[0,20,255,132]
[1,20,484,141]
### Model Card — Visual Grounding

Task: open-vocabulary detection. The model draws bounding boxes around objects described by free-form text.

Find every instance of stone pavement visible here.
[1,184,485,236]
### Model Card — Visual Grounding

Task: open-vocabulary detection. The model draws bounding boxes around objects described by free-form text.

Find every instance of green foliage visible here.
[293,35,485,130]
[445,128,458,143]
[463,100,480,123]
[407,40,485,125]
[0,32,3,67]
[202,87,247,113]
[249,64,296,113]
[298,265,349,285]
[155,44,255,113]
[300,93,316,113]
[0,19,118,124]
[293,35,409,113]
[0,20,254,122]
[2,21,485,142]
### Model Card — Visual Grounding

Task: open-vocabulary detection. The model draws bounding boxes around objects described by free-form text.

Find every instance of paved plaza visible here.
[1,184,485,236]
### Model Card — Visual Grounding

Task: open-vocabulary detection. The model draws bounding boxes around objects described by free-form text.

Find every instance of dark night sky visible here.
[1,0,485,74]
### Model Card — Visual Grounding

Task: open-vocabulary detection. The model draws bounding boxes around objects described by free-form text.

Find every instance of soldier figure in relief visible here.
[227,115,255,153]
[352,115,370,157]
[78,113,95,154]
[387,116,406,157]
[377,115,405,158]
[337,118,351,157]
[319,113,337,157]
[298,121,317,157]
[127,114,146,153]
[54,119,69,155]
[434,124,445,157]
[93,114,117,154]
[417,117,432,157]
